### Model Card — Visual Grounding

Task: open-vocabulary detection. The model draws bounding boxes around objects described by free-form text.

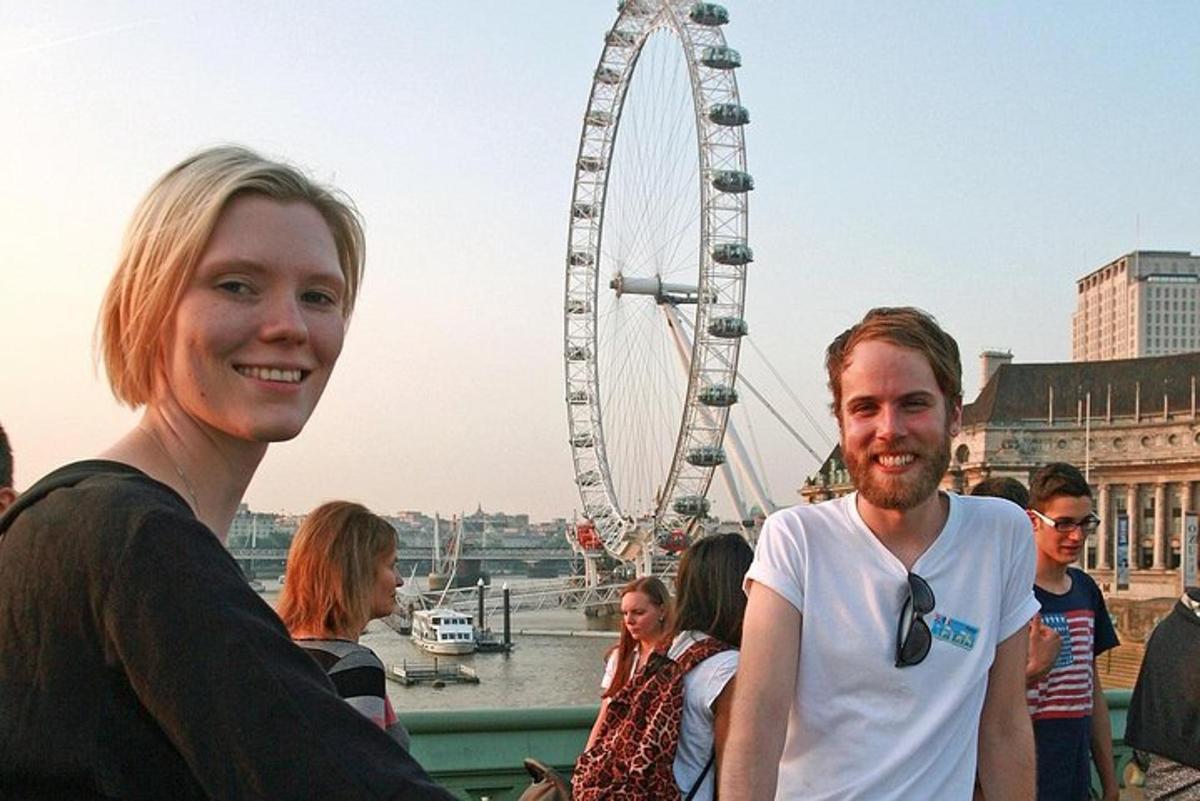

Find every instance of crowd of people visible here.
[0,146,1195,800]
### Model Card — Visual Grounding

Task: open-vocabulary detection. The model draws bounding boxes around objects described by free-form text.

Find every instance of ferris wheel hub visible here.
[609,273,702,305]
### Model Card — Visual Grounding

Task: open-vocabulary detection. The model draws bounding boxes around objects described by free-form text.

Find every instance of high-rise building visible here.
[1072,250,1200,361]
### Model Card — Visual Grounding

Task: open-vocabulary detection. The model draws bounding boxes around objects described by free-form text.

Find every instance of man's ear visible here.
[0,486,16,516]
[948,397,963,437]
[1024,509,1039,531]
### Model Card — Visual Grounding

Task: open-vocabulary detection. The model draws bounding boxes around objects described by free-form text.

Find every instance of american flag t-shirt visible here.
[1026,568,1119,721]
[1027,609,1097,719]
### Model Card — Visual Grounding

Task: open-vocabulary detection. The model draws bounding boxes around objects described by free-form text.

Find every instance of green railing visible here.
[403,706,594,800]
[402,691,1138,801]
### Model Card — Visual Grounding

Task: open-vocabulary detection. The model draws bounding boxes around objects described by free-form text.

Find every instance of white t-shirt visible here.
[668,631,739,801]
[745,492,1038,801]
[599,649,637,692]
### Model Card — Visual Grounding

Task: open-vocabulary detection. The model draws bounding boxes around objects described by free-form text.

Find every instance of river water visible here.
[262,578,619,712]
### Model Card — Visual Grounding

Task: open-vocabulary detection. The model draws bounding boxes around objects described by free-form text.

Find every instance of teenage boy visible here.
[1026,462,1119,801]
[970,478,1062,682]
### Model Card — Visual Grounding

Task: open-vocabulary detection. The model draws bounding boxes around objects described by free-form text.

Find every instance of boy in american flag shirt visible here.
[1025,462,1120,801]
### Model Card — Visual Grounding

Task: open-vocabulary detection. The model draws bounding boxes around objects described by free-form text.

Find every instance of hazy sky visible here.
[2,2,1197,521]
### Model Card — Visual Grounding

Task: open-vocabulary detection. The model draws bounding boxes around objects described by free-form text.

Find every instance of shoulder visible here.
[954,493,1029,532]
[4,460,220,572]
[1068,566,1099,590]
[10,460,192,531]
[760,497,852,545]
[952,494,1035,564]
[300,639,385,672]
[1068,568,1107,605]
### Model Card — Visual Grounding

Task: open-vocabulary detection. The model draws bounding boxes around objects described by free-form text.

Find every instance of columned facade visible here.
[943,351,1200,600]
[1097,483,1111,569]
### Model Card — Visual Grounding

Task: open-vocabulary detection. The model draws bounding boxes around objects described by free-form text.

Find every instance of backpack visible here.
[572,636,731,801]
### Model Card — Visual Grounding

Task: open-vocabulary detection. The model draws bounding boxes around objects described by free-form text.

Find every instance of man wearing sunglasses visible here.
[721,308,1039,800]
[1025,462,1119,801]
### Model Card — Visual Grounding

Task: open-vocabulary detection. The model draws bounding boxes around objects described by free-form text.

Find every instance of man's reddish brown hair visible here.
[825,307,963,422]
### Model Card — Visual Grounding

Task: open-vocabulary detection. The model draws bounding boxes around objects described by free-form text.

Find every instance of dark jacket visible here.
[1124,587,1200,770]
[0,461,453,800]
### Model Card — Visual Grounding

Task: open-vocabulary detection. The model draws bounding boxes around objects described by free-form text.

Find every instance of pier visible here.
[388,659,480,687]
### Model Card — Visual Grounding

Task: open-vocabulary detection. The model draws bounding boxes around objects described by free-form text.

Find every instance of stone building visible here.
[801,351,1200,599]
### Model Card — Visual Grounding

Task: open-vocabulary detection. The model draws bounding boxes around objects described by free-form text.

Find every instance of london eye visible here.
[564,1,752,565]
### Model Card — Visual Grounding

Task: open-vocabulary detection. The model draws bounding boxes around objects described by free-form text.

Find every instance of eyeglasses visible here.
[1030,509,1101,534]
[895,572,935,668]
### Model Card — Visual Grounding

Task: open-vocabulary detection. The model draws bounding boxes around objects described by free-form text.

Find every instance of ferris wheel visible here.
[564,0,753,564]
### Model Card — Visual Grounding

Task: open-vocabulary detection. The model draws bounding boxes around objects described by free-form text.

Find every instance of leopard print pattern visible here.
[573,636,732,801]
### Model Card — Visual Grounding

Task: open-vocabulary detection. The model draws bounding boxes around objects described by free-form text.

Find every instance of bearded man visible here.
[720,307,1039,801]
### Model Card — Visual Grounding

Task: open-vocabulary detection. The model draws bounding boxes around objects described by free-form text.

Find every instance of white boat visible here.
[411,608,476,655]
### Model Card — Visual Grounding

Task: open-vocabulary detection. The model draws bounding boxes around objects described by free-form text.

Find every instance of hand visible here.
[1026,614,1061,682]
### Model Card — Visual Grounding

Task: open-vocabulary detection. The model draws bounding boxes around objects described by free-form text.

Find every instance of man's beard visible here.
[844,430,952,510]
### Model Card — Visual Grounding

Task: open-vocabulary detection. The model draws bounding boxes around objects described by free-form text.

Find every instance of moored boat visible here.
[411,608,475,655]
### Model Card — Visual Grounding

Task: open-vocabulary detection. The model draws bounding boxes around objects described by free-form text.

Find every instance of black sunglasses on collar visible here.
[895,572,935,668]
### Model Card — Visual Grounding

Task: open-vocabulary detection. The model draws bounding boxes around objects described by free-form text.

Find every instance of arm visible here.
[585,651,618,750]
[1090,665,1118,801]
[712,675,736,790]
[111,515,455,800]
[977,624,1035,801]
[718,582,800,801]
[585,697,611,751]
[1026,613,1061,682]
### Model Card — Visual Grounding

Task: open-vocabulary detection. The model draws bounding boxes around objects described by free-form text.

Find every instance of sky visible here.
[1,2,1197,521]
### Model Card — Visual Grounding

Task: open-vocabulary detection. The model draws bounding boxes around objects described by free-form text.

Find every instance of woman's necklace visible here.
[143,427,201,515]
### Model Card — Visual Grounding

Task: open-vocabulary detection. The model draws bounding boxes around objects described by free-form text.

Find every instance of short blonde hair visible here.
[97,145,366,407]
[277,501,397,637]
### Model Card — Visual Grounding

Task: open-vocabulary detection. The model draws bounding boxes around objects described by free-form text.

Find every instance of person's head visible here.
[970,477,1029,509]
[0,423,13,514]
[1028,462,1096,568]
[825,307,963,511]
[619,575,670,647]
[277,501,399,638]
[671,532,754,647]
[98,146,365,441]
[604,576,671,698]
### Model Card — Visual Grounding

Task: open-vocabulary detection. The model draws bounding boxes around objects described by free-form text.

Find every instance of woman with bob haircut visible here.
[0,146,452,799]
[585,575,672,749]
[278,501,410,747]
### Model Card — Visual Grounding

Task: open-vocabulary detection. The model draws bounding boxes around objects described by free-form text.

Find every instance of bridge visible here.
[401,578,627,620]
[226,547,579,562]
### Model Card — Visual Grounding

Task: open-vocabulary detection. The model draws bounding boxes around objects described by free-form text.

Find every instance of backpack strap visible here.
[683,750,715,801]
[671,634,732,674]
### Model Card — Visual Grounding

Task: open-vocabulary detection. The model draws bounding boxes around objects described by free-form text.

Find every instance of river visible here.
[262,578,619,712]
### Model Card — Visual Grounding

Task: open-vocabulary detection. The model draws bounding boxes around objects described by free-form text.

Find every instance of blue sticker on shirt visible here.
[930,613,979,651]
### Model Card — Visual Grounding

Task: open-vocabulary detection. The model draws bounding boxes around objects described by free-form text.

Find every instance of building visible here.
[801,351,1200,599]
[1072,250,1200,361]
[953,351,1200,599]
[226,503,294,549]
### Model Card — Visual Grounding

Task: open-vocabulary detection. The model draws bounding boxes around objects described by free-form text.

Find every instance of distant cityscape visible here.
[227,504,572,552]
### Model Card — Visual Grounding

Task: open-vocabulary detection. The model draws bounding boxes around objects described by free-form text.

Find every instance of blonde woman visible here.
[279,501,409,747]
[0,146,452,798]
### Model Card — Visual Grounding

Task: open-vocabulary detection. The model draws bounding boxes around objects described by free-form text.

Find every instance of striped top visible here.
[297,638,409,750]
[1026,568,1119,720]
